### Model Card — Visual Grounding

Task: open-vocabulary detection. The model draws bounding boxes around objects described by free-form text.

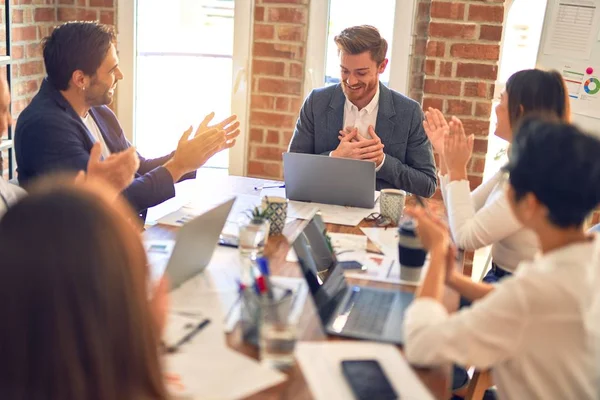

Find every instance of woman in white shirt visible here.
[404,117,600,400]
[423,69,571,296]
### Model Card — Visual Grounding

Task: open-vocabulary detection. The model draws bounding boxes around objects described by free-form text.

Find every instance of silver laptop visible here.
[283,152,376,209]
[292,213,413,344]
[146,198,235,290]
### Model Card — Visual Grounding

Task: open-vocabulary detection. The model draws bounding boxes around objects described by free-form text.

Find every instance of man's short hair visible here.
[42,21,116,91]
[504,116,600,228]
[334,25,388,65]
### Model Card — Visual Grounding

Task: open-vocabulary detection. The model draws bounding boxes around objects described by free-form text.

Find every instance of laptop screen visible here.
[292,213,348,324]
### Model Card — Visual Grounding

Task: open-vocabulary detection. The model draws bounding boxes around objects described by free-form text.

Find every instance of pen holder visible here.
[239,285,294,348]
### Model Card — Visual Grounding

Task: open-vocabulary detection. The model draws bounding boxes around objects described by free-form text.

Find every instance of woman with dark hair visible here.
[0,180,169,400]
[424,68,570,291]
[423,69,571,396]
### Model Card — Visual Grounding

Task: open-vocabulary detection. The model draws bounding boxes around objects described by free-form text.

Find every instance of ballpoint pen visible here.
[254,184,285,191]
[166,319,211,353]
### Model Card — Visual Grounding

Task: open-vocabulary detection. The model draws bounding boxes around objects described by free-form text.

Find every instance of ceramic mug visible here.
[262,196,288,235]
[379,189,406,225]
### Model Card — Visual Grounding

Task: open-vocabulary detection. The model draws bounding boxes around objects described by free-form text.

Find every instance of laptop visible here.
[283,152,376,209]
[146,198,235,290]
[291,212,413,344]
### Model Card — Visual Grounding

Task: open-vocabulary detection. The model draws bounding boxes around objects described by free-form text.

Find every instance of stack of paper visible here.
[295,342,434,400]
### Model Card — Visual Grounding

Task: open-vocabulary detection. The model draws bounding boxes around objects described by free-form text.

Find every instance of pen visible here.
[166,319,211,353]
[256,257,274,298]
[254,184,285,190]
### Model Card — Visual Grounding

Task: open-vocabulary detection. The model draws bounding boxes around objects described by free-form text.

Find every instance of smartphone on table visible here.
[341,359,398,400]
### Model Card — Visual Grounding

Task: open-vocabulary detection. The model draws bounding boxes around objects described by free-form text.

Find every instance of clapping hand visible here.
[166,112,241,181]
[444,116,473,181]
[86,143,139,192]
[335,125,385,166]
[423,107,449,155]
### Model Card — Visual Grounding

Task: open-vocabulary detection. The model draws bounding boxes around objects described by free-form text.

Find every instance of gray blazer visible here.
[289,83,437,197]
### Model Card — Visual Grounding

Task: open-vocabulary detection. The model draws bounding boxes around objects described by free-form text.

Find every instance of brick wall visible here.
[247,0,309,180]
[422,0,505,275]
[407,0,431,104]
[0,0,116,179]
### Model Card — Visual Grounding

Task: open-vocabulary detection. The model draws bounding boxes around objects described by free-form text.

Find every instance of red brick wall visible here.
[422,0,505,275]
[408,0,431,104]
[247,0,309,180]
[0,0,116,179]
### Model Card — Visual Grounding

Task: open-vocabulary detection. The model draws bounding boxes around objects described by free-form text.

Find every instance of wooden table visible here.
[146,170,457,399]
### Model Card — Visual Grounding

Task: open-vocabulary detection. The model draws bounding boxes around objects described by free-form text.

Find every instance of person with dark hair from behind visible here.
[15,21,240,219]
[289,25,437,197]
[0,178,169,399]
[403,116,600,399]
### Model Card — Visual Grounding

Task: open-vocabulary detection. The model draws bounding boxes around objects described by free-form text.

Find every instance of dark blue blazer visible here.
[289,83,437,197]
[15,79,195,215]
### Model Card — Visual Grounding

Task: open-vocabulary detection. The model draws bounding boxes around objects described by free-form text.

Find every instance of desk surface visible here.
[146,169,456,400]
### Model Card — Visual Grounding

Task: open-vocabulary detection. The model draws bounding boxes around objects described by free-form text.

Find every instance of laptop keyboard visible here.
[343,289,395,335]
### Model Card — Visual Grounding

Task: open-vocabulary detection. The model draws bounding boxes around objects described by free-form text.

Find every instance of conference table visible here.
[146,169,460,400]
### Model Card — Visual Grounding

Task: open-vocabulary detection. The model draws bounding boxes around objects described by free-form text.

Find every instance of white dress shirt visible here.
[440,170,539,272]
[404,235,600,400]
[0,178,26,218]
[335,86,385,171]
[82,113,111,159]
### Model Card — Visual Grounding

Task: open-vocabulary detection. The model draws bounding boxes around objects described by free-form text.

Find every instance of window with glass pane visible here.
[484,0,547,180]
[324,0,396,86]
[135,0,234,169]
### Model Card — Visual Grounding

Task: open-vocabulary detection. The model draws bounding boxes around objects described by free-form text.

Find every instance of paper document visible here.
[360,227,398,256]
[345,255,421,286]
[261,187,380,227]
[543,0,599,60]
[163,312,208,349]
[295,342,434,400]
[165,338,286,399]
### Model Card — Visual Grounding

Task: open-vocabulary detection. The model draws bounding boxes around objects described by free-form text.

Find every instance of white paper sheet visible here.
[163,312,208,349]
[360,227,399,256]
[344,254,421,286]
[158,194,262,227]
[165,339,286,399]
[261,188,380,227]
[295,342,434,400]
[543,0,600,60]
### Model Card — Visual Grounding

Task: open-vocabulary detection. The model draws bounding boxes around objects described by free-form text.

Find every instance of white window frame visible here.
[117,0,253,176]
[303,0,417,98]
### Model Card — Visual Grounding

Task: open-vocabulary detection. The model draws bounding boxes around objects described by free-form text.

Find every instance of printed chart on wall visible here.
[543,0,600,60]
[562,64,600,119]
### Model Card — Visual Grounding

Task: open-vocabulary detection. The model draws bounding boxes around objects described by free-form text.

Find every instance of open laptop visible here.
[146,198,235,290]
[291,212,413,344]
[283,152,376,209]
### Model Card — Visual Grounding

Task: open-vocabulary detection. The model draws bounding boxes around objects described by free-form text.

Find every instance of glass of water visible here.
[259,290,297,370]
[238,219,270,259]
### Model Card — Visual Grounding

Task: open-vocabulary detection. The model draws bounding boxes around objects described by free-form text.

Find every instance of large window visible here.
[323,0,396,86]
[304,0,416,97]
[484,0,548,180]
[117,0,252,175]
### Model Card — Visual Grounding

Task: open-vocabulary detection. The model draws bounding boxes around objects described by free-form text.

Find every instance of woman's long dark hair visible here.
[505,69,571,128]
[0,182,167,400]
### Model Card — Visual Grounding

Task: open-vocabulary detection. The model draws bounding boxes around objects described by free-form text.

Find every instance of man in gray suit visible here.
[289,25,437,197]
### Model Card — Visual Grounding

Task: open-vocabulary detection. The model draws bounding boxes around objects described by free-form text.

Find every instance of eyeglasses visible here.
[365,212,393,227]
